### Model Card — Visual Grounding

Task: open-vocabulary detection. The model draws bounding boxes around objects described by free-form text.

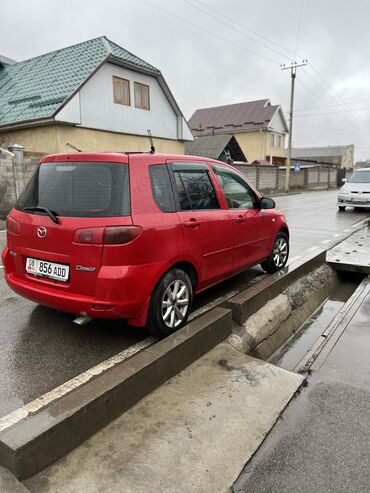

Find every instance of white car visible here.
[337,168,370,211]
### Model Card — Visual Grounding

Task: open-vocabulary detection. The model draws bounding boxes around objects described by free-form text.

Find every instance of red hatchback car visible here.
[2,152,289,337]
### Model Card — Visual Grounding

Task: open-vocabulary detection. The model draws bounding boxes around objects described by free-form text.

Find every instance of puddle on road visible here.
[269,276,361,371]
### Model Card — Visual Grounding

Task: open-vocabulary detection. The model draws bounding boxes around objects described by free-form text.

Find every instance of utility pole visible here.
[281,59,308,191]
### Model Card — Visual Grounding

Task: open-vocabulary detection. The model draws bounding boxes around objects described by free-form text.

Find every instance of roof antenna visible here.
[147,129,155,153]
[66,142,82,152]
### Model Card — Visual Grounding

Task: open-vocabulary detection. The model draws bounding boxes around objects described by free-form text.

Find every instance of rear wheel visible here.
[147,269,193,338]
[261,232,289,274]
[338,206,346,211]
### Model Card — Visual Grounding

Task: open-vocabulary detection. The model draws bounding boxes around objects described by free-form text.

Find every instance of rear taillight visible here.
[103,226,143,244]
[6,216,20,235]
[74,227,105,244]
[74,226,143,245]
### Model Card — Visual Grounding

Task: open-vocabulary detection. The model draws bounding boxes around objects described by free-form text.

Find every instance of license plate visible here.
[355,196,368,202]
[26,257,69,282]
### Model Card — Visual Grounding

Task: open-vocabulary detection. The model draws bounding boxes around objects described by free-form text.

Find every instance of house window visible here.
[271,133,275,147]
[113,76,130,106]
[134,82,150,110]
[277,134,282,148]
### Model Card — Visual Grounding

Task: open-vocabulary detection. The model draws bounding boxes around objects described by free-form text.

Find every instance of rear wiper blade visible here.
[23,207,60,224]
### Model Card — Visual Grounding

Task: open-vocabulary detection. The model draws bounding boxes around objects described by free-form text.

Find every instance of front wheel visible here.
[338,206,346,212]
[147,269,193,338]
[261,232,289,274]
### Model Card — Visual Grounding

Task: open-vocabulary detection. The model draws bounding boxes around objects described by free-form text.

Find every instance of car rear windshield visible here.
[348,171,370,183]
[16,162,130,218]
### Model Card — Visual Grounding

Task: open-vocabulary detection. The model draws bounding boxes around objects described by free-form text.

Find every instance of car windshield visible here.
[347,171,370,183]
[16,162,130,218]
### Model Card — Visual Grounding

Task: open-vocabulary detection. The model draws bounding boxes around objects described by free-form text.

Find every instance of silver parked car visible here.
[337,168,370,211]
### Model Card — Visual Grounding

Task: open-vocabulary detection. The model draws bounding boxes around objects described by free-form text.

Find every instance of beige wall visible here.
[265,132,286,160]
[342,144,355,168]
[0,124,185,155]
[234,130,286,163]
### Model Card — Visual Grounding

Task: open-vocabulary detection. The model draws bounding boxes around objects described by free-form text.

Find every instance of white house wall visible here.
[59,62,180,140]
[181,118,195,140]
[55,93,81,124]
[270,111,287,134]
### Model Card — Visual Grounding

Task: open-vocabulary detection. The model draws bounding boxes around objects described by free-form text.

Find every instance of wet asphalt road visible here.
[0,189,369,419]
[233,275,370,493]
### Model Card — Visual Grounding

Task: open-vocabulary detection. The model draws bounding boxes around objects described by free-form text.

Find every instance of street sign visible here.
[293,162,301,172]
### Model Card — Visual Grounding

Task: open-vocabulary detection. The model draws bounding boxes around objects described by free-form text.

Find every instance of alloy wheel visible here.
[273,238,288,268]
[161,279,190,329]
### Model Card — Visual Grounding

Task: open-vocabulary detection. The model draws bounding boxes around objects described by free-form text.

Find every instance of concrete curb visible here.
[222,250,327,325]
[222,218,370,327]
[0,307,232,480]
[0,466,29,492]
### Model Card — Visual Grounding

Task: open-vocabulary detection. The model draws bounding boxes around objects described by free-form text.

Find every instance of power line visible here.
[295,90,370,111]
[141,0,370,147]
[139,0,280,65]
[183,0,291,60]
[301,68,370,133]
[297,78,324,102]
[309,64,370,129]
[296,76,370,144]
[295,105,370,117]
[191,0,305,60]
[182,0,370,135]
[188,0,370,136]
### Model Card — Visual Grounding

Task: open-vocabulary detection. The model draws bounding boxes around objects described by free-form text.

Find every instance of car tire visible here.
[147,268,193,338]
[338,206,346,211]
[261,232,289,274]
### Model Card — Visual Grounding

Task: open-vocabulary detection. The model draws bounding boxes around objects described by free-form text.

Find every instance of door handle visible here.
[235,215,244,223]
[184,219,199,228]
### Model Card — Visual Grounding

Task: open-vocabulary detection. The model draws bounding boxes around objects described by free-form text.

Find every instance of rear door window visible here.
[171,163,219,211]
[149,165,176,212]
[16,162,130,218]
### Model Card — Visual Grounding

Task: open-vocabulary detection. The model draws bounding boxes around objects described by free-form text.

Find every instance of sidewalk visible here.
[233,275,370,492]
[24,344,303,493]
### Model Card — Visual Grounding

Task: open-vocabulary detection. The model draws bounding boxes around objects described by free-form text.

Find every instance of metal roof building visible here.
[0,37,162,129]
[188,99,288,136]
[185,134,246,162]
[290,145,355,168]
[0,37,192,154]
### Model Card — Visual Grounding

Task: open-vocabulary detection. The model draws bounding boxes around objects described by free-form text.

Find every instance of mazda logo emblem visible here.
[37,226,47,238]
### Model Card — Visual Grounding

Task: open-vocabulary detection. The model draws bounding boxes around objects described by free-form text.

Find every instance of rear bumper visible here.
[2,246,162,325]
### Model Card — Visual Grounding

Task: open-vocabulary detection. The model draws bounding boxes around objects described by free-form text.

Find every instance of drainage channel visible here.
[268,272,364,372]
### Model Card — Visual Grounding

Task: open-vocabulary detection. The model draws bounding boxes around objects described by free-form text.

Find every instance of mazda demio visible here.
[2,152,289,337]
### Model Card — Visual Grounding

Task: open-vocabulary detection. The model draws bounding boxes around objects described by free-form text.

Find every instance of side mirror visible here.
[260,197,275,209]
[342,178,347,183]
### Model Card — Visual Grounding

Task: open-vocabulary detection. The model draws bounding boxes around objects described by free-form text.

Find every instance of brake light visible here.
[74,226,143,245]
[74,227,104,244]
[103,226,143,244]
[6,216,20,235]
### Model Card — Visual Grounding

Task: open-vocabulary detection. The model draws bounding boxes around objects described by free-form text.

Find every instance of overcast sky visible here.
[2,0,370,160]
